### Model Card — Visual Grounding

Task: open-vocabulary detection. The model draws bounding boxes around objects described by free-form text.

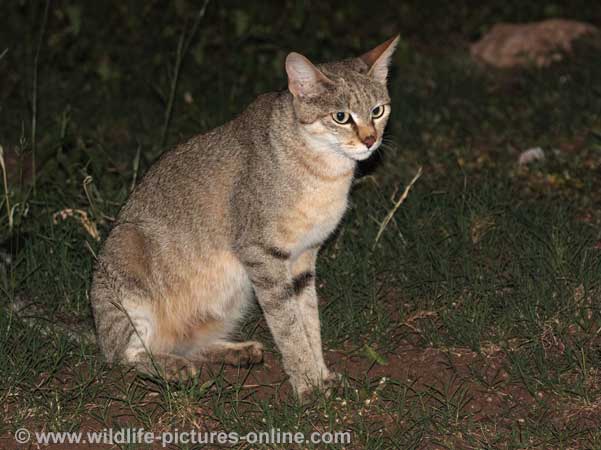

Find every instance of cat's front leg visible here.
[291,248,334,382]
[239,244,324,398]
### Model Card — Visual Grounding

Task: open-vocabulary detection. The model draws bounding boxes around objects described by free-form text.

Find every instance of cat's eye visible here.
[371,105,385,119]
[332,112,351,124]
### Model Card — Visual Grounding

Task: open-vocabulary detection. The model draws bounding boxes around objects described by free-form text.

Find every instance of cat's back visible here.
[117,91,285,227]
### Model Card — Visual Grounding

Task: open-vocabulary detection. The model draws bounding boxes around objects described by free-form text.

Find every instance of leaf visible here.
[197,378,215,395]
[233,10,249,37]
[470,215,495,244]
[65,5,82,36]
[362,344,389,365]
[193,39,206,66]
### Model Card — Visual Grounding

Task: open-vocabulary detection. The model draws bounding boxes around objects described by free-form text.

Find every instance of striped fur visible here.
[90,36,399,399]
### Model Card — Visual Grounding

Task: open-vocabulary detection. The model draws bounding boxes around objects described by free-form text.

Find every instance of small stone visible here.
[518,147,545,165]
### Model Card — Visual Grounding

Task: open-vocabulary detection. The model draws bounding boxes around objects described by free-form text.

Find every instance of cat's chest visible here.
[277,178,352,254]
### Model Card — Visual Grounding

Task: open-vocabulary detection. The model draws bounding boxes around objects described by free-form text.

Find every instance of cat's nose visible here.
[362,135,376,149]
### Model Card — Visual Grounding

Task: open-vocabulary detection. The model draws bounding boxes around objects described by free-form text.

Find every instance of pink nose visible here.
[362,135,376,149]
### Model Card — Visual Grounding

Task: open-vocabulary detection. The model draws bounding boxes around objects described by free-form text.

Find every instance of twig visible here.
[372,166,422,249]
[0,48,8,61]
[160,0,210,149]
[82,176,99,219]
[0,145,12,232]
[130,144,141,193]
[84,240,97,260]
[82,175,114,222]
[31,0,51,194]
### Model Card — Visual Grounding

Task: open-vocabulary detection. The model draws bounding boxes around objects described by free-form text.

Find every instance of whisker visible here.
[378,143,398,152]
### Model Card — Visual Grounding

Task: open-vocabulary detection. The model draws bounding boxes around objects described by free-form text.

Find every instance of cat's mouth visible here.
[341,141,380,161]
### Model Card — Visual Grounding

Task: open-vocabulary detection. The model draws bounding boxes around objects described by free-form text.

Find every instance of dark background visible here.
[2,2,601,447]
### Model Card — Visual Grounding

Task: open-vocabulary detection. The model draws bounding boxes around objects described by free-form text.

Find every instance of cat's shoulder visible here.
[241,90,290,118]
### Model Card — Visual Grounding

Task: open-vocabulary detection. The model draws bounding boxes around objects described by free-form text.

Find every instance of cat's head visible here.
[285,36,399,161]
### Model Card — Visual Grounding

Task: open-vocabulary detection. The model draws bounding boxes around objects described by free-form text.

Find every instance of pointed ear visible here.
[285,52,332,98]
[359,35,400,84]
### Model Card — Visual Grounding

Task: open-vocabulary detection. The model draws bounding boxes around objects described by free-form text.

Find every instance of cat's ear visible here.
[359,35,400,84]
[285,52,332,98]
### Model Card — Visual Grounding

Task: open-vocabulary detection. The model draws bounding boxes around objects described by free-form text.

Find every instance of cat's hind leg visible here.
[90,225,205,381]
[106,300,263,380]
[123,300,264,379]
[110,297,207,381]
[92,283,202,380]
[92,226,262,380]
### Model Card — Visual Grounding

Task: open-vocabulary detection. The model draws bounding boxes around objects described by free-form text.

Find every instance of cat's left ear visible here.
[285,52,333,98]
[359,35,400,84]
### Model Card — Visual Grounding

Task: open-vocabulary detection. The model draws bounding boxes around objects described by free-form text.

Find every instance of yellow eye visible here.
[371,105,385,119]
[332,112,351,124]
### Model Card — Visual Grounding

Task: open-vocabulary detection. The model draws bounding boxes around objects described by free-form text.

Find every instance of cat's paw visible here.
[245,341,265,364]
[293,369,341,403]
[323,370,342,387]
[222,341,264,366]
[135,355,202,382]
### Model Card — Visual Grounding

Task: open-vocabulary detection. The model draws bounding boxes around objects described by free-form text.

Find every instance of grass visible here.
[1,1,601,448]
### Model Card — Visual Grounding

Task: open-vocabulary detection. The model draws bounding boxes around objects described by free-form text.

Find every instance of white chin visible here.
[346,146,377,161]
[349,151,373,161]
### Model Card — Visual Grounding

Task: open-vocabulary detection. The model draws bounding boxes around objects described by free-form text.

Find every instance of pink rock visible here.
[471,19,597,68]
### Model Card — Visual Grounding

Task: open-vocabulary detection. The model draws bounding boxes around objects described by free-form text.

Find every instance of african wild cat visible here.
[91,36,399,399]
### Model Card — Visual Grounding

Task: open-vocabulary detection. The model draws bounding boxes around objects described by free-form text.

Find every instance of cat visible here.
[91,35,399,399]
